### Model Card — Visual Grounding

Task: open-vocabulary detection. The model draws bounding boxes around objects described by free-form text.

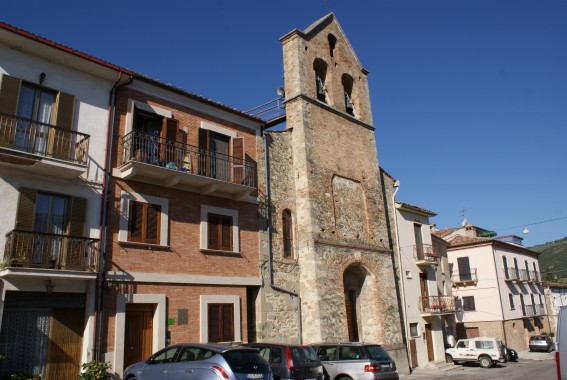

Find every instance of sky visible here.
[2,0,566,246]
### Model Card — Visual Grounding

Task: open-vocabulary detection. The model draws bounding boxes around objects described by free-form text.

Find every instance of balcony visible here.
[532,271,542,283]
[419,296,459,315]
[3,230,98,275]
[414,244,440,266]
[451,269,478,286]
[0,112,89,177]
[519,269,531,282]
[503,267,520,282]
[116,131,257,200]
[523,304,546,318]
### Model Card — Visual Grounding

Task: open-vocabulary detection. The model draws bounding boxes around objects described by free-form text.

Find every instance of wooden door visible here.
[466,327,480,338]
[345,290,359,342]
[425,323,434,362]
[45,308,84,380]
[409,338,418,368]
[124,304,154,369]
[419,273,429,309]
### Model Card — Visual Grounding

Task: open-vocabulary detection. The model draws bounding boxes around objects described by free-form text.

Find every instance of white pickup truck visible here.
[445,337,506,368]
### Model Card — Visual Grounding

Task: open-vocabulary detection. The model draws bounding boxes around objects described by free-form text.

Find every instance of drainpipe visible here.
[391,180,412,368]
[94,73,133,361]
[492,246,508,346]
[262,126,302,344]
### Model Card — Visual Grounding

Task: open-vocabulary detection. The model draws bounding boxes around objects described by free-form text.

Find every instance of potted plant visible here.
[31,373,41,380]
[78,361,111,380]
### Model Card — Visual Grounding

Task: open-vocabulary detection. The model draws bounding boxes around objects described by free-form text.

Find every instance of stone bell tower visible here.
[255,13,408,371]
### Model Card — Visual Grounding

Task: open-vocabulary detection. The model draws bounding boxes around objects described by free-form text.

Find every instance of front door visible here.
[345,290,359,341]
[425,324,434,362]
[419,273,429,310]
[124,304,154,369]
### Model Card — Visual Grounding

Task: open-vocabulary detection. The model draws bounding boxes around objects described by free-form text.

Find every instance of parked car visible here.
[504,346,518,362]
[310,342,399,380]
[529,335,555,352]
[123,343,273,380]
[445,337,506,368]
[245,342,324,380]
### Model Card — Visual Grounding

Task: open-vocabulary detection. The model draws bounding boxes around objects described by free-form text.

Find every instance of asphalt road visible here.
[400,359,556,379]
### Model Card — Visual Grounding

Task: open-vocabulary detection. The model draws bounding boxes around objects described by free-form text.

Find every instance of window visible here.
[457,257,472,281]
[208,303,234,342]
[462,296,476,311]
[503,256,509,278]
[148,347,179,364]
[409,323,419,337]
[475,340,494,349]
[282,209,294,258]
[198,125,245,183]
[339,346,361,360]
[200,205,239,253]
[509,294,515,310]
[207,213,232,251]
[456,341,469,348]
[341,74,355,116]
[128,201,161,244]
[525,260,531,280]
[313,58,328,103]
[118,191,168,246]
[328,34,337,57]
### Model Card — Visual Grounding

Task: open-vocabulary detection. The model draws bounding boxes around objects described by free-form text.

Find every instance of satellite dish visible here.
[277,87,285,97]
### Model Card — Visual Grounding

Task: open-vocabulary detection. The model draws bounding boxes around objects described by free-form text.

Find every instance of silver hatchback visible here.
[310,343,399,380]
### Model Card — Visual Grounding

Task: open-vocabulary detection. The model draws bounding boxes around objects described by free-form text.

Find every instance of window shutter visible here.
[222,304,234,341]
[198,128,209,150]
[68,197,87,236]
[208,214,220,250]
[0,74,21,115]
[55,92,75,130]
[128,201,144,242]
[15,188,36,231]
[220,216,232,251]
[145,204,161,244]
[231,137,245,183]
[208,304,221,342]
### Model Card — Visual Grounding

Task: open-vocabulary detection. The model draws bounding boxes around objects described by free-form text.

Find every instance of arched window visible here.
[328,34,337,57]
[342,74,355,116]
[313,58,328,103]
[282,209,294,258]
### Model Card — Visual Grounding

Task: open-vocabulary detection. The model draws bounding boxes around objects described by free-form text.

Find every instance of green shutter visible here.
[68,197,87,236]
[0,74,21,115]
[55,91,75,129]
[15,188,37,231]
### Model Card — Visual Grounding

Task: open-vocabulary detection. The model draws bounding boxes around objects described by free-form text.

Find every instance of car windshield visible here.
[223,350,270,373]
[365,345,390,361]
[291,347,318,362]
[531,336,547,341]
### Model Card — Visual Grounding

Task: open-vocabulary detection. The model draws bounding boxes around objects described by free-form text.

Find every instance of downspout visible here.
[391,180,411,369]
[491,246,508,346]
[94,73,133,361]
[262,125,302,344]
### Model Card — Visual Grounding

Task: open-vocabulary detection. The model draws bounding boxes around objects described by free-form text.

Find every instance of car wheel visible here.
[479,355,492,368]
[446,354,454,364]
[505,352,511,362]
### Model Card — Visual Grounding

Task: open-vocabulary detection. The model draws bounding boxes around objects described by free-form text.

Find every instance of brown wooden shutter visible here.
[231,137,245,183]
[198,129,210,176]
[15,188,37,231]
[208,304,221,342]
[198,128,209,150]
[220,216,232,251]
[165,118,178,140]
[232,137,244,160]
[0,74,21,115]
[68,197,87,236]
[128,201,144,242]
[208,214,220,250]
[145,204,161,244]
[222,304,234,341]
[55,92,75,130]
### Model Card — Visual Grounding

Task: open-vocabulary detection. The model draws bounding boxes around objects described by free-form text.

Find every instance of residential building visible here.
[435,225,550,350]
[254,14,409,373]
[394,202,457,368]
[102,75,264,375]
[0,23,130,378]
[543,281,567,337]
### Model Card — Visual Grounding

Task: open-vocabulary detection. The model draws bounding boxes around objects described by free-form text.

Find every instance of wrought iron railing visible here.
[451,269,478,284]
[419,296,459,314]
[4,230,98,272]
[503,267,520,281]
[519,269,531,282]
[414,244,440,264]
[0,112,89,165]
[121,130,257,188]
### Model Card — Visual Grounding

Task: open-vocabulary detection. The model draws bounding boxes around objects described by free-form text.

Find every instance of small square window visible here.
[409,323,419,337]
[463,296,476,311]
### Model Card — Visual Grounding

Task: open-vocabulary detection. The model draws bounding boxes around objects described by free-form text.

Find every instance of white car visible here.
[445,337,506,368]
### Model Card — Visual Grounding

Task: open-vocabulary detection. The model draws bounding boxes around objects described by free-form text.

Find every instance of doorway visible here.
[425,323,434,362]
[124,304,154,368]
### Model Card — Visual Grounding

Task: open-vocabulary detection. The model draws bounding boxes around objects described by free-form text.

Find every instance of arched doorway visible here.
[343,265,371,342]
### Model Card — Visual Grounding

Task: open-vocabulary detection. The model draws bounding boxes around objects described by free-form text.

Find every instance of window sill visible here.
[200,248,242,255]
[116,240,170,250]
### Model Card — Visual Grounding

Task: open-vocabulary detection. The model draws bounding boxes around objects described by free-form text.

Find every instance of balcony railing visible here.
[519,269,531,282]
[419,296,459,314]
[503,267,520,281]
[4,230,98,272]
[121,130,256,188]
[0,112,89,165]
[451,269,478,286]
[414,244,440,265]
[532,271,541,283]
[523,304,546,317]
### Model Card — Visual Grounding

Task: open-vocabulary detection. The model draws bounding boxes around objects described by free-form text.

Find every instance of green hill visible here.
[530,236,567,281]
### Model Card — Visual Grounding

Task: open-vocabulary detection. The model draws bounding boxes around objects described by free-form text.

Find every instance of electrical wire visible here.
[494,216,567,233]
